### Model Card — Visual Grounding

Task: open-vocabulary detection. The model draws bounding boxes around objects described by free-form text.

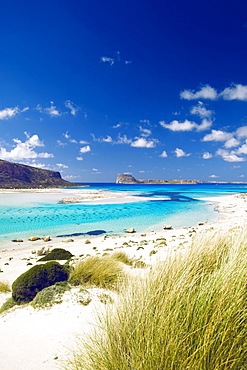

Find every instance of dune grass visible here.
[110,251,133,265]
[0,281,11,293]
[66,229,247,370]
[69,255,124,289]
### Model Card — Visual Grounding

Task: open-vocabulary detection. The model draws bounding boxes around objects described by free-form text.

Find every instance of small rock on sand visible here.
[163,225,173,230]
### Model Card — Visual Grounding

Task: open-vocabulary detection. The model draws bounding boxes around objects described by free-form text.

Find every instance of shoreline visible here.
[1,192,246,281]
[1,192,247,369]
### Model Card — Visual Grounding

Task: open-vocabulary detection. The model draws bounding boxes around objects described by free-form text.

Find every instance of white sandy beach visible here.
[0,190,247,369]
[0,187,169,205]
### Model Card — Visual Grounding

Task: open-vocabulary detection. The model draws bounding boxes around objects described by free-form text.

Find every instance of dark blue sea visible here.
[0,183,247,242]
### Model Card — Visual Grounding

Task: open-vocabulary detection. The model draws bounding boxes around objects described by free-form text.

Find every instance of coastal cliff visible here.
[116,174,203,184]
[0,160,76,188]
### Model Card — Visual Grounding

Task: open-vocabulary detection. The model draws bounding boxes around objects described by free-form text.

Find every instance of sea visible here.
[0,183,247,243]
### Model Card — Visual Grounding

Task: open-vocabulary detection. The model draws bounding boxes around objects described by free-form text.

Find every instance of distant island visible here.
[116,174,247,185]
[0,159,76,188]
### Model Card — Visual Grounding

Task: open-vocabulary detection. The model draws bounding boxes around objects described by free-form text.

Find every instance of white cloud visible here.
[140,119,151,124]
[216,148,245,162]
[65,100,79,116]
[220,84,247,101]
[101,135,113,143]
[190,102,214,118]
[209,174,219,178]
[203,152,213,159]
[159,150,168,158]
[174,148,191,158]
[235,141,247,155]
[79,140,89,144]
[80,145,91,153]
[180,85,217,100]
[113,123,121,128]
[46,104,61,117]
[197,119,213,131]
[101,56,115,65]
[0,107,20,120]
[56,140,67,147]
[38,152,53,158]
[222,154,245,162]
[160,118,212,132]
[131,137,158,148]
[64,175,80,179]
[25,133,44,147]
[236,126,247,138]
[180,83,247,102]
[0,134,53,161]
[202,130,233,142]
[39,102,61,117]
[21,159,51,169]
[224,138,240,148]
[91,134,112,143]
[115,134,132,145]
[139,126,152,137]
[76,156,83,161]
[56,163,68,168]
[63,131,70,139]
[160,119,197,131]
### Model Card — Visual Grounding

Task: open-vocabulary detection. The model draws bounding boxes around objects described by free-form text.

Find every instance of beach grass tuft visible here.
[66,228,247,370]
[69,255,124,289]
[110,251,133,265]
[0,281,11,293]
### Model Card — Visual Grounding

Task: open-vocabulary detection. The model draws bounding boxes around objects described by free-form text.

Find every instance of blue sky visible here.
[1,0,247,182]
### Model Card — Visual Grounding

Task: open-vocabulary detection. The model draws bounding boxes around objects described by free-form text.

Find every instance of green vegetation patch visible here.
[110,251,133,266]
[0,297,17,314]
[0,281,11,293]
[38,248,73,261]
[69,255,124,289]
[68,229,247,370]
[12,261,69,304]
[31,281,70,308]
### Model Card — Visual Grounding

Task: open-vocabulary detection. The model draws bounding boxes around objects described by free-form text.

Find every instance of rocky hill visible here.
[0,160,76,188]
[116,174,204,184]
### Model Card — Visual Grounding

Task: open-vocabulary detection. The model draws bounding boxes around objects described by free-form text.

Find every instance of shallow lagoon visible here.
[0,183,247,242]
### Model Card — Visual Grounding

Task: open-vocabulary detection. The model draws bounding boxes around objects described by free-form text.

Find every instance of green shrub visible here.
[12,261,69,304]
[69,255,124,289]
[0,297,17,314]
[68,229,247,370]
[31,281,70,308]
[38,248,73,261]
[0,281,11,293]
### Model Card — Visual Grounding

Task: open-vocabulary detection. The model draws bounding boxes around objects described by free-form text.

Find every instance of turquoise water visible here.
[0,183,247,242]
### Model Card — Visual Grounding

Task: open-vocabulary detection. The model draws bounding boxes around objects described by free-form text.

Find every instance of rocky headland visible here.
[116,174,247,184]
[0,159,76,188]
[116,174,204,184]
